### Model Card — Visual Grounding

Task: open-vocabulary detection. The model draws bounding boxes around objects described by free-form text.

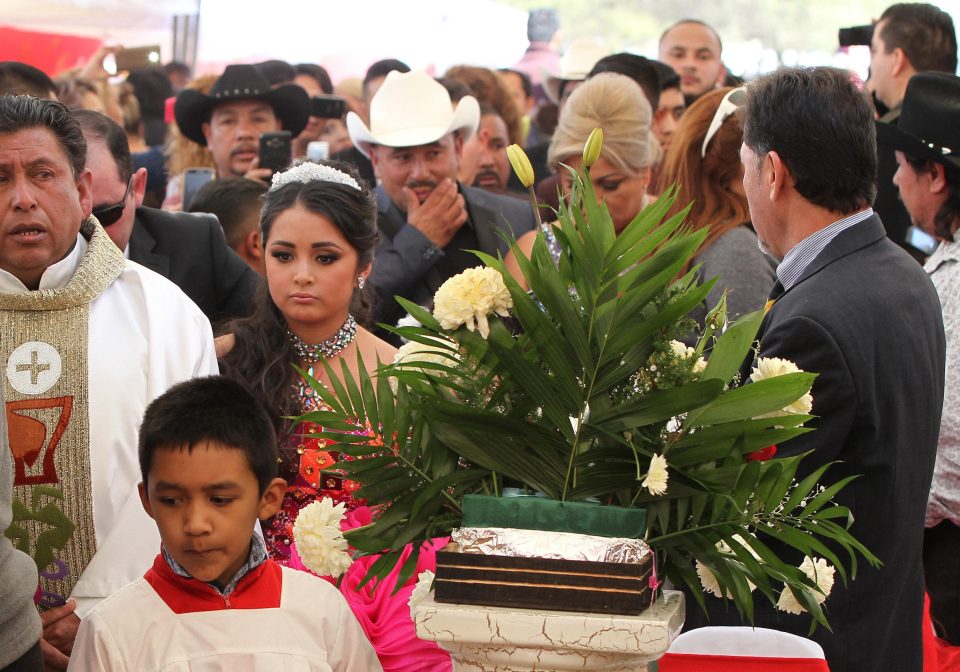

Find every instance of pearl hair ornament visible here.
[270,162,362,192]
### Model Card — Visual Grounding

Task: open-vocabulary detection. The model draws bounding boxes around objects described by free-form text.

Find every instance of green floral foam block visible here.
[461,495,646,539]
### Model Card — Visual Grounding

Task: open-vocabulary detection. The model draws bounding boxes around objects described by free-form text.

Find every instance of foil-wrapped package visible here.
[450,526,650,564]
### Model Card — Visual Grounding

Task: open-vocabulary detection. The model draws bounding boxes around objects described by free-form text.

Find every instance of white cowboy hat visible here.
[346,70,480,158]
[542,38,609,105]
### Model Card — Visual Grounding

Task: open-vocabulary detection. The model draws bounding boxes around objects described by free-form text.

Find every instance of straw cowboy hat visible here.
[542,38,609,105]
[346,70,480,158]
[174,64,310,146]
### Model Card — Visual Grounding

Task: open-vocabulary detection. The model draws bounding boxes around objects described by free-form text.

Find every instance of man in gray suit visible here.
[687,67,945,672]
[346,70,536,328]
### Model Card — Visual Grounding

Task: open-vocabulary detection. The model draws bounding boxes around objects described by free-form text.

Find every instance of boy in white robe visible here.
[68,376,381,671]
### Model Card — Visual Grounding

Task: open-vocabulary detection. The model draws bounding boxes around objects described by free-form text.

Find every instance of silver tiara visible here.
[269,162,362,192]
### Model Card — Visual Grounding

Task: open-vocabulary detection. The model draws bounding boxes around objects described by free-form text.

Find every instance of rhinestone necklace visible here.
[287,314,357,363]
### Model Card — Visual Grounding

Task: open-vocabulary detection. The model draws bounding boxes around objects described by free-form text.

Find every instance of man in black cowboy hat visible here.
[867,3,957,260]
[878,71,960,645]
[174,64,309,183]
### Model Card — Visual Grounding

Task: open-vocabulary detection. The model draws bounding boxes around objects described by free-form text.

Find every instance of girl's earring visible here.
[358,276,366,290]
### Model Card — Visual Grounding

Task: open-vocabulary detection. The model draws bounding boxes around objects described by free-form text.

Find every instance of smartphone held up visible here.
[182,167,215,211]
[259,131,293,175]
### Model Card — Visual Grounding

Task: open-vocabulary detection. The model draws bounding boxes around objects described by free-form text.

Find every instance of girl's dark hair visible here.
[219,161,378,454]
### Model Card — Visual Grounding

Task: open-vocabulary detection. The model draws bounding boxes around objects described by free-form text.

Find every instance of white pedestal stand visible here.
[413,590,684,672]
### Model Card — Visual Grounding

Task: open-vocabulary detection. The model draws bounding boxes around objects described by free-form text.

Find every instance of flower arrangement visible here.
[298,133,878,628]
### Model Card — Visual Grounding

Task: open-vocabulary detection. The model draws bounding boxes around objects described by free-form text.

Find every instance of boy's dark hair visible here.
[73,109,132,184]
[0,62,56,98]
[650,59,681,93]
[879,3,958,74]
[138,376,279,493]
[0,95,86,177]
[742,67,877,214]
[188,177,267,248]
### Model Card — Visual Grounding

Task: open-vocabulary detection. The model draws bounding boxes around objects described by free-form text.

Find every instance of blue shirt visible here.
[162,533,268,597]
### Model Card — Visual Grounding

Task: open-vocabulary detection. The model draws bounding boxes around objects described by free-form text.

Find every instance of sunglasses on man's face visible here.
[92,177,133,226]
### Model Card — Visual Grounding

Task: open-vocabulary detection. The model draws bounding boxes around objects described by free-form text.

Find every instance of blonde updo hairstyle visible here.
[547,72,660,176]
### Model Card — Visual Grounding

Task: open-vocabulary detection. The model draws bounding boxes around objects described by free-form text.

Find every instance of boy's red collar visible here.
[144,553,283,614]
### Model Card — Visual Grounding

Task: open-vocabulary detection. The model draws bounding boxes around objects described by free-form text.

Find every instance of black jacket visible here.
[129,207,260,325]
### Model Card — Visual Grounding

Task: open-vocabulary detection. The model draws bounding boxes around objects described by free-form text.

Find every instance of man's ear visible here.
[201,122,213,146]
[368,145,381,178]
[242,230,264,274]
[131,167,148,208]
[257,478,287,520]
[766,150,789,201]
[138,482,155,520]
[716,63,728,87]
[244,229,262,256]
[76,168,93,218]
[891,47,909,77]
[930,162,949,195]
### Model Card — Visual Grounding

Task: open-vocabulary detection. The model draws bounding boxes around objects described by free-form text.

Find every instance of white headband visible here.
[269,162,362,192]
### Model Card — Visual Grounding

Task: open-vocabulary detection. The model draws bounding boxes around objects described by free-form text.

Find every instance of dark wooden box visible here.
[434,549,654,615]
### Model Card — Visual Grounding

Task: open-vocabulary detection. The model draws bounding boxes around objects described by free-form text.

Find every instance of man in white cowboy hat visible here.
[174,64,309,183]
[878,71,960,646]
[346,70,536,329]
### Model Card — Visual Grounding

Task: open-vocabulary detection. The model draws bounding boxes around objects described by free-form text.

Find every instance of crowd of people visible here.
[0,3,959,671]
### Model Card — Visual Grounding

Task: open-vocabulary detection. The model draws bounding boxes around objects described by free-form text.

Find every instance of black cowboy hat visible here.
[876,71,960,169]
[174,64,309,146]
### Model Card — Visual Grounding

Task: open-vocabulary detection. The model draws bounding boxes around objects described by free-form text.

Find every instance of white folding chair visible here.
[659,626,829,671]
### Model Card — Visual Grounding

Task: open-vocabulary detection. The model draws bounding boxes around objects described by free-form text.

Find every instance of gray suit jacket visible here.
[370,184,536,326]
[691,215,945,672]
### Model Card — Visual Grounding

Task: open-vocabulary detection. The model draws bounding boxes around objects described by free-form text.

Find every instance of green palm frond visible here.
[294,156,877,626]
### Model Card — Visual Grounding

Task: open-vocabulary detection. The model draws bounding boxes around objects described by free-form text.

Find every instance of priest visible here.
[0,95,217,669]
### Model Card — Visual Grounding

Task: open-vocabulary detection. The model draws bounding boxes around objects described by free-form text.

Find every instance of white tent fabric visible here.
[3,0,532,80]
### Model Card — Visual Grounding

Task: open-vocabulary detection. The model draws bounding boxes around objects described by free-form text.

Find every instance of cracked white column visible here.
[413,590,684,671]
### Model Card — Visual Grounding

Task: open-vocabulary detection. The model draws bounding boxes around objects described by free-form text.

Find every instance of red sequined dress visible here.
[263,370,365,564]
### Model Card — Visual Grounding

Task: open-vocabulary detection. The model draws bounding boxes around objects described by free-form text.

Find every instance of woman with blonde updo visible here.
[504,72,660,288]
[656,87,776,329]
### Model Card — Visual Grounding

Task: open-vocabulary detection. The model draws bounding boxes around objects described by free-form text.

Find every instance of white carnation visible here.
[432,267,513,338]
[394,337,458,370]
[696,535,761,598]
[641,453,669,495]
[776,556,836,615]
[292,498,353,578]
[408,570,435,620]
[750,357,813,416]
